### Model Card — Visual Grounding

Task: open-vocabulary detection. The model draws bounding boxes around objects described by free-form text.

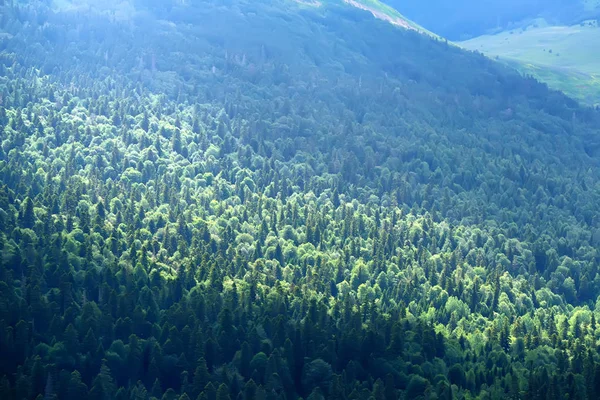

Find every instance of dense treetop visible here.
[1,1,600,399]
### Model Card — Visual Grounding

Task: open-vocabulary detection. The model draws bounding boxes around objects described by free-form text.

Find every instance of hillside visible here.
[53,0,431,34]
[382,0,600,39]
[2,1,600,400]
[338,0,435,35]
[460,20,600,105]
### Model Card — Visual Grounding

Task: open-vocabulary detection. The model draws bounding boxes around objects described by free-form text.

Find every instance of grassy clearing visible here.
[507,60,600,105]
[459,22,600,105]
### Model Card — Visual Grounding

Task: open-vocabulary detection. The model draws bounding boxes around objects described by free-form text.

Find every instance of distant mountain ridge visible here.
[294,0,437,37]
[380,0,600,40]
[337,0,435,35]
[54,0,434,36]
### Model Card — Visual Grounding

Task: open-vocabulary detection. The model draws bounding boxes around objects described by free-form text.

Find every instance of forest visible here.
[2,0,600,399]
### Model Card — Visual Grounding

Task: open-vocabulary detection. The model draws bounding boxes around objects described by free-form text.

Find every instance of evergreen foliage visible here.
[0,0,600,399]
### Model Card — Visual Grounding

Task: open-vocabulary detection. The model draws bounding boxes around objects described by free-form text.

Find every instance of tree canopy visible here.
[1,0,600,399]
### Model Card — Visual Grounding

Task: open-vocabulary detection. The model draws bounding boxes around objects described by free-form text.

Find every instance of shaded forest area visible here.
[2,0,600,399]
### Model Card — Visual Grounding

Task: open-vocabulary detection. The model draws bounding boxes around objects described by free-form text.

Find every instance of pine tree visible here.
[0,376,11,400]
[89,363,116,400]
[63,323,80,355]
[216,384,231,400]
[243,379,257,400]
[274,243,285,267]
[193,358,210,397]
[20,197,35,229]
[372,378,385,400]
[203,383,217,400]
[151,378,163,399]
[67,371,88,400]
[240,342,252,379]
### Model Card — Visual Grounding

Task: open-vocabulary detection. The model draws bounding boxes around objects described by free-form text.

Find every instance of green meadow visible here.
[460,21,600,105]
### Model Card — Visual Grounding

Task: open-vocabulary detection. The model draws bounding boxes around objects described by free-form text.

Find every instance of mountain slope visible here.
[381,0,600,40]
[1,1,600,399]
[338,0,436,35]
[460,20,600,105]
